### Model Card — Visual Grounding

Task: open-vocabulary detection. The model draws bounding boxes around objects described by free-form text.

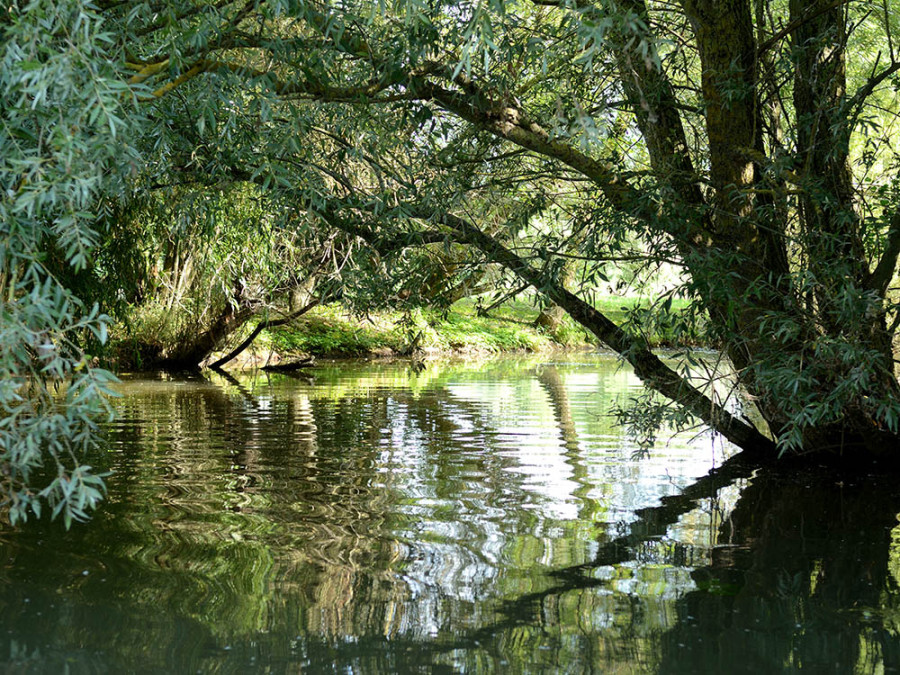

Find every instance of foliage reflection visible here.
[0,357,897,672]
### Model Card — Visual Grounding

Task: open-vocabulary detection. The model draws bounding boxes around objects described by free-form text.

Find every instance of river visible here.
[1,355,898,672]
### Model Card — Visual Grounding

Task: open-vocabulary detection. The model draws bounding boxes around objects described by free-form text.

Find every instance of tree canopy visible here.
[4,0,900,522]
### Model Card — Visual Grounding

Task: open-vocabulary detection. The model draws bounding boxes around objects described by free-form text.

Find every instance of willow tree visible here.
[5,0,900,520]
[0,0,138,524]
[111,0,900,456]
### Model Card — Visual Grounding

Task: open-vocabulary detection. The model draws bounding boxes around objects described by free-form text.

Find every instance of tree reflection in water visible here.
[461,454,900,673]
[0,359,898,672]
[658,467,900,673]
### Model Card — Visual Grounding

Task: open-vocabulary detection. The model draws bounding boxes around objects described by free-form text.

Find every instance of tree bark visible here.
[156,301,258,369]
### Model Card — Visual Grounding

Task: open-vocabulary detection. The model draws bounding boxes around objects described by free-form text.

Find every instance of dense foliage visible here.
[4,0,900,521]
[0,1,135,524]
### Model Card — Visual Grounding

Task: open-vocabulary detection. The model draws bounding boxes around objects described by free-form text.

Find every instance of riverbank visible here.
[203,296,695,368]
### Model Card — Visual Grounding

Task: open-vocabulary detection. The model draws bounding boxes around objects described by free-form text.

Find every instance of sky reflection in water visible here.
[0,355,898,673]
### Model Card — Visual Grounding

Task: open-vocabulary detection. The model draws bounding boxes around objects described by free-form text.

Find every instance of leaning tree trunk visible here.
[421,0,900,454]
[209,299,319,369]
[611,0,800,437]
[145,277,262,369]
[434,208,776,454]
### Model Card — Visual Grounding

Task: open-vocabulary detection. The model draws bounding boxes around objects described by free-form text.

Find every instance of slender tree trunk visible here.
[478,283,529,316]
[209,300,319,369]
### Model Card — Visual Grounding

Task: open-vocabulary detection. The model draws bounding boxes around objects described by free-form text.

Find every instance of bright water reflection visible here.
[1,355,899,672]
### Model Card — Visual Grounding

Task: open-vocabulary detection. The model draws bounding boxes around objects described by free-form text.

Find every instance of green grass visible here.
[263,301,569,357]
[446,298,592,347]
[428,311,553,352]
[266,311,399,356]
[259,293,699,359]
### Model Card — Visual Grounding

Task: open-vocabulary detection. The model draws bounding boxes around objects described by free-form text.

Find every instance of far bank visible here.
[111,296,698,371]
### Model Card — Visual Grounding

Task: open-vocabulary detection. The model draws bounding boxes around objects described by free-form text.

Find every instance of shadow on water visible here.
[658,465,900,673]
[453,451,900,672]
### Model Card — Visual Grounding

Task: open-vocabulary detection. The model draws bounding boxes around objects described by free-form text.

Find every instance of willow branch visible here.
[757,0,854,54]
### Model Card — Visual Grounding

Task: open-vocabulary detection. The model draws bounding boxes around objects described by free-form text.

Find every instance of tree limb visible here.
[869,211,900,297]
[208,300,320,370]
[397,205,775,453]
[315,206,449,255]
[756,0,853,54]
[420,82,645,214]
[846,59,900,128]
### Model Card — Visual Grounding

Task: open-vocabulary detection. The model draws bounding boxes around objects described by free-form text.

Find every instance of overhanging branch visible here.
[209,300,320,369]
[392,204,775,454]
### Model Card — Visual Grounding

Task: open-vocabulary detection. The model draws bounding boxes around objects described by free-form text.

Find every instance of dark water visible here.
[1,356,899,673]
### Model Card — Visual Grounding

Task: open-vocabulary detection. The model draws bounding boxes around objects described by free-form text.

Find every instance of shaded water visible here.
[1,355,899,673]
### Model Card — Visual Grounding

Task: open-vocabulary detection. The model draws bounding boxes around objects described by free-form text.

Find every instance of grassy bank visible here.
[262,301,578,358]
[229,295,697,364]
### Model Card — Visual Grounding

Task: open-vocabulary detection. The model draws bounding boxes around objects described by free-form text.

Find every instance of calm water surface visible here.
[1,355,899,673]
